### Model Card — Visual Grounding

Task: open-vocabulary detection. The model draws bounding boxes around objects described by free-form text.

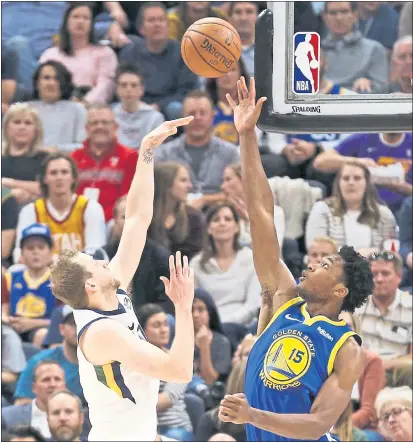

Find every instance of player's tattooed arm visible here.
[142,149,154,164]
[256,284,275,336]
[261,284,274,308]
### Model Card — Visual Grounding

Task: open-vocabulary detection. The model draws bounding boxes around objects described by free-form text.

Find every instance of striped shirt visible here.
[157,381,192,431]
[355,290,412,358]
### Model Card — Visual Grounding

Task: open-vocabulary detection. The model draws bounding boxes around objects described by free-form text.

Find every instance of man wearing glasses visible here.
[356,252,412,388]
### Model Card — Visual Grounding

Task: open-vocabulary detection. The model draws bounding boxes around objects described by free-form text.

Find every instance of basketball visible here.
[181,18,242,78]
[310,59,319,69]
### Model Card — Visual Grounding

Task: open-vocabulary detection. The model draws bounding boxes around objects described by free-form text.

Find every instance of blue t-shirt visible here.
[14,346,83,402]
[336,133,412,211]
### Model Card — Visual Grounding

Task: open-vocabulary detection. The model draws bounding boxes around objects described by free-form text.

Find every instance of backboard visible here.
[255,2,412,134]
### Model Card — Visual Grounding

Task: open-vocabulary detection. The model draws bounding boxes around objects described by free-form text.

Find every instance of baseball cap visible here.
[82,247,109,261]
[20,223,53,248]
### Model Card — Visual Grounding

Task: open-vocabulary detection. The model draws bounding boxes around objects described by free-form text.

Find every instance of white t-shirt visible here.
[31,399,51,439]
[343,210,372,249]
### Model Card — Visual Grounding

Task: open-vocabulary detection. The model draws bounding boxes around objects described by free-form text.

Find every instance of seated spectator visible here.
[3,425,47,442]
[103,197,173,314]
[2,224,55,348]
[208,434,237,442]
[306,163,398,255]
[136,304,193,441]
[14,153,106,263]
[314,132,413,213]
[375,386,412,442]
[357,2,399,51]
[71,104,138,221]
[231,333,257,367]
[2,361,66,439]
[389,35,413,94]
[398,196,412,287]
[229,2,258,76]
[46,390,84,442]
[119,2,198,120]
[2,191,19,268]
[13,306,83,406]
[168,2,228,42]
[156,90,239,211]
[1,325,27,404]
[190,203,260,325]
[356,252,412,389]
[1,44,19,114]
[306,236,338,267]
[1,103,51,205]
[321,1,388,93]
[339,312,386,435]
[331,401,368,442]
[220,163,285,248]
[40,3,118,104]
[398,2,412,38]
[206,59,250,145]
[113,63,164,151]
[149,162,204,261]
[29,61,86,153]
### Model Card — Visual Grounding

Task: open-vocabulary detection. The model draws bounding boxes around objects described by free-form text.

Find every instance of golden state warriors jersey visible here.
[245,297,361,442]
[73,289,159,441]
[34,196,88,257]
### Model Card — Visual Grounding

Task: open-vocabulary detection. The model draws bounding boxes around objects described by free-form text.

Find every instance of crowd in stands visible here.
[1,1,412,441]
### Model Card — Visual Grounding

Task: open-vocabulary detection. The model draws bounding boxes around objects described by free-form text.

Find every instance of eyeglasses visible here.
[379,407,409,423]
[368,251,397,262]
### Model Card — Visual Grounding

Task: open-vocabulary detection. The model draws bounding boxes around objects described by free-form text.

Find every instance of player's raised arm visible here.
[108,117,193,291]
[226,77,296,326]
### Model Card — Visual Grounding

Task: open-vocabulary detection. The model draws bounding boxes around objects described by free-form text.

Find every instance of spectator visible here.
[103,197,173,315]
[136,304,193,441]
[306,162,398,255]
[113,63,165,151]
[190,203,260,325]
[206,59,250,145]
[357,2,399,50]
[168,2,228,42]
[330,401,368,442]
[356,252,412,388]
[191,289,232,388]
[305,236,338,267]
[228,2,258,76]
[1,103,51,205]
[1,45,19,114]
[40,3,118,104]
[119,2,198,120]
[220,163,285,248]
[313,132,412,213]
[149,162,205,261]
[3,224,55,348]
[339,312,386,435]
[29,61,86,153]
[231,333,257,367]
[208,434,237,442]
[1,191,19,268]
[398,196,412,287]
[375,386,412,442]
[71,104,138,221]
[321,1,389,93]
[3,425,47,442]
[46,390,84,442]
[13,305,83,406]
[156,90,239,211]
[398,2,412,38]
[389,35,413,94]
[14,153,106,263]
[2,361,66,438]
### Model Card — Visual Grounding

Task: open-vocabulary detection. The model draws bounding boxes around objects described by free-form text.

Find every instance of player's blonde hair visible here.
[50,250,91,309]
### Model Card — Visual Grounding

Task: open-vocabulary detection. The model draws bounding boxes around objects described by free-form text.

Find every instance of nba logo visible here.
[292,32,320,95]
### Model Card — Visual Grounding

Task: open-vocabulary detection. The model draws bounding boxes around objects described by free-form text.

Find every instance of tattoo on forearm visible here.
[143,149,154,164]
[261,284,273,308]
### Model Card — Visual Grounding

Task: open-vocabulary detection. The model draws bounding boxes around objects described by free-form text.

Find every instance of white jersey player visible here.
[49,115,195,441]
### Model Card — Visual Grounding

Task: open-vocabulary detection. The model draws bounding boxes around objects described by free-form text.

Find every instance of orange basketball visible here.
[181,18,242,78]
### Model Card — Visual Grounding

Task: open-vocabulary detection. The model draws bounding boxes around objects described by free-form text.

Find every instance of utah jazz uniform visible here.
[34,195,88,257]
[73,289,160,441]
[245,297,361,442]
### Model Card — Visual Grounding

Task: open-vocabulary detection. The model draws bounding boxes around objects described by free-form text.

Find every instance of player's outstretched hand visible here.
[160,251,194,310]
[218,393,252,425]
[226,77,267,135]
[141,116,194,150]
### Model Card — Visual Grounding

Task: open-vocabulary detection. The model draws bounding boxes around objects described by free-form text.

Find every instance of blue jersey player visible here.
[219,77,374,442]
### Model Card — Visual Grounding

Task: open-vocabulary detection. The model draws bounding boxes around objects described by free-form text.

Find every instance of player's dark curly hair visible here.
[338,245,374,313]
